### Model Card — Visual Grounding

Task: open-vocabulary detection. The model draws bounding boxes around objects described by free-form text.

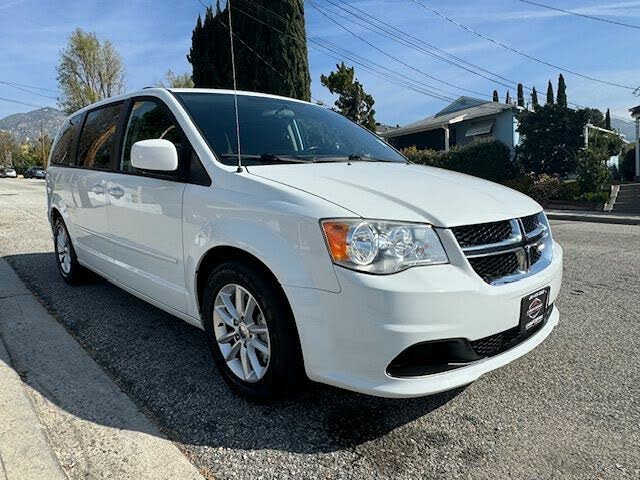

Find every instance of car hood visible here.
[248,162,541,227]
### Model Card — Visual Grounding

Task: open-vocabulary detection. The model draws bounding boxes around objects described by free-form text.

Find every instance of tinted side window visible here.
[120,100,182,173]
[77,103,122,169]
[50,113,82,166]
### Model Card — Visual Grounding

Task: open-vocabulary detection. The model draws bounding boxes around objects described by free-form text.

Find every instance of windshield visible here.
[175,92,406,165]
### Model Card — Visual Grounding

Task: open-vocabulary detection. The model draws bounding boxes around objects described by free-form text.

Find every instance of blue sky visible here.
[1,0,639,126]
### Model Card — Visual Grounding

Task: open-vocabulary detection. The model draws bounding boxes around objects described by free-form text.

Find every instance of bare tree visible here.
[57,28,125,113]
[157,69,194,88]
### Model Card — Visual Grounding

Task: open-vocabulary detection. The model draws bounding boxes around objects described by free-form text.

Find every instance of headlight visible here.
[321,219,448,274]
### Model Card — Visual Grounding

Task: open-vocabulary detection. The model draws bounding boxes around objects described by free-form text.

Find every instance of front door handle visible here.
[107,186,124,199]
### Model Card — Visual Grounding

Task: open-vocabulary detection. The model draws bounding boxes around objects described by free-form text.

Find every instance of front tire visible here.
[53,218,86,285]
[202,261,305,400]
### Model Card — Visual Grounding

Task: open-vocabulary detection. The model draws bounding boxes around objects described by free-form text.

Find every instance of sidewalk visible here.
[0,259,205,480]
[545,209,640,225]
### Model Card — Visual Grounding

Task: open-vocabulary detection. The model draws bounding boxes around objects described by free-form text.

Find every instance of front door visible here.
[105,98,188,313]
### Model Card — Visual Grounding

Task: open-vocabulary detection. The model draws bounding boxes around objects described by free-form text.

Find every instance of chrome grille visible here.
[530,244,543,265]
[468,252,521,283]
[521,214,540,234]
[452,212,551,285]
[452,221,512,248]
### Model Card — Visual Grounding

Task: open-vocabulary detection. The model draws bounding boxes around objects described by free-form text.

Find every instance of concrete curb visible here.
[546,211,640,226]
[0,259,205,480]
[0,335,66,480]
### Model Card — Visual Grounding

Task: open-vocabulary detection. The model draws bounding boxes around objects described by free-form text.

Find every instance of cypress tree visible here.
[492,90,499,102]
[188,0,311,101]
[557,74,567,107]
[546,81,554,104]
[605,108,612,130]
[505,90,511,104]
[531,86,539,109]
[517,83,525,108]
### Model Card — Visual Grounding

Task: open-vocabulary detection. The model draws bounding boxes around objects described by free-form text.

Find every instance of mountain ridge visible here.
[0,107,66,143]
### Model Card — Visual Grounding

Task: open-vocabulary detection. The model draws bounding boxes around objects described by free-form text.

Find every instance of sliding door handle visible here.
[107,186,124,199]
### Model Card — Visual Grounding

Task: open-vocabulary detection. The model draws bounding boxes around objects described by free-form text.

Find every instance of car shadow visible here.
[2,252,464,454]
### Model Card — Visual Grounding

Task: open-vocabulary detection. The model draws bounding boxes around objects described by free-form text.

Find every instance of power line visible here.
[229,1,461,102]
[0,80,59,94]
[310,0,489,98]
[410,0,637,91]
[204,4,326,104]
[0,81,59,101]
[323,0,519,91]
[237,0,538,107]
[231,0,537,113]
[520,0,640,31]
[234,0,456,100]
[194,1,629,122]
[0,96,52,109]
[309,42,456,101]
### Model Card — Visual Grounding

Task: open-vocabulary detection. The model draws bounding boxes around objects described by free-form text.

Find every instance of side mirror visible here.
[131,139,178,172]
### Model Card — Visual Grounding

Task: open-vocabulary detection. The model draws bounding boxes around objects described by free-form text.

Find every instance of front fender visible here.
[183,183,344,319]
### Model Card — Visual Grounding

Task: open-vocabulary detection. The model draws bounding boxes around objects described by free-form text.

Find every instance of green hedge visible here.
[620,146,636,181]
[401,140,514,183]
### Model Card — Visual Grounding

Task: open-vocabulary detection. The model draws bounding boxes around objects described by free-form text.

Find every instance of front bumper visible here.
[284,241,563,398]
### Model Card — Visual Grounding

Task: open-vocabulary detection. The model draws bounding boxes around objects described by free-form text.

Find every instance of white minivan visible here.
[47,88,562,399]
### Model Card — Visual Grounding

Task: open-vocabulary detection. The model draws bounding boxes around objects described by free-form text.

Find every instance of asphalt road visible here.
[1,177,638,480]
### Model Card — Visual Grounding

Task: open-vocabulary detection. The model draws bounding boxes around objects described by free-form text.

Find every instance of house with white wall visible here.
[379,97,522,158]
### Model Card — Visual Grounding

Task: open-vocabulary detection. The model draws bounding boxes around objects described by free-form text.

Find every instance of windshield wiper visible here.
[310,155,399,163]
[347,154,400,163]
[219,153,310,164]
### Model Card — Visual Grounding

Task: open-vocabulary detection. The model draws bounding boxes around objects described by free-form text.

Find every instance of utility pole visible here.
[40,122,46,168]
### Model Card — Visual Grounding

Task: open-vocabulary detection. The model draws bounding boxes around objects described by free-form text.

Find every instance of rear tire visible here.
[202,261,305,400]
[53,218,87,285]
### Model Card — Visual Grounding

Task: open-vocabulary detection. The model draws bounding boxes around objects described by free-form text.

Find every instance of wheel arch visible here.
[49,206,63,230]
[195,245,287,317]
[195,245,307,372]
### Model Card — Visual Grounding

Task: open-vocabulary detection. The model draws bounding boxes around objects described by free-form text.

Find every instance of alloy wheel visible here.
[213,284,271,383]
[56,225,71,275]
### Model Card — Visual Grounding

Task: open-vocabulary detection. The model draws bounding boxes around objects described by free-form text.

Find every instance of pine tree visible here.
[517,83,525,108]
[321,62,377,131]
[492,90,499,102]
[531,86,539,109]
[505,90,511,104]
[188,0,311,101]
[546,81,554,104]
[557,74,567,107]
[605,108,612,130]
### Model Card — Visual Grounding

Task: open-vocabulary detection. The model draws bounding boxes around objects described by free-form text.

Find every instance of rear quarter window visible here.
[50,113,83,166]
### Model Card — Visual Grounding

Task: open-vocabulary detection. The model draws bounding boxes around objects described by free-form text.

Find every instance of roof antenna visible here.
[227,0,243,173]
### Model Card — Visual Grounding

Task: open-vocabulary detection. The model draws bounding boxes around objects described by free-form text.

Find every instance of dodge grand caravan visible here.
[47,88,562,399]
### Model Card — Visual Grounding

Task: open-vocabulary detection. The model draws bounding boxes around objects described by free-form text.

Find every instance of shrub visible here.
[576,191,609,203]
[557,180,580,201]
[402,140,513,183]
[447,141,514,182]
[502,175,534,195]
[620,146,636,181]
[400,146,443,167]
[576,147,610,195]
[528,174,563,204]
